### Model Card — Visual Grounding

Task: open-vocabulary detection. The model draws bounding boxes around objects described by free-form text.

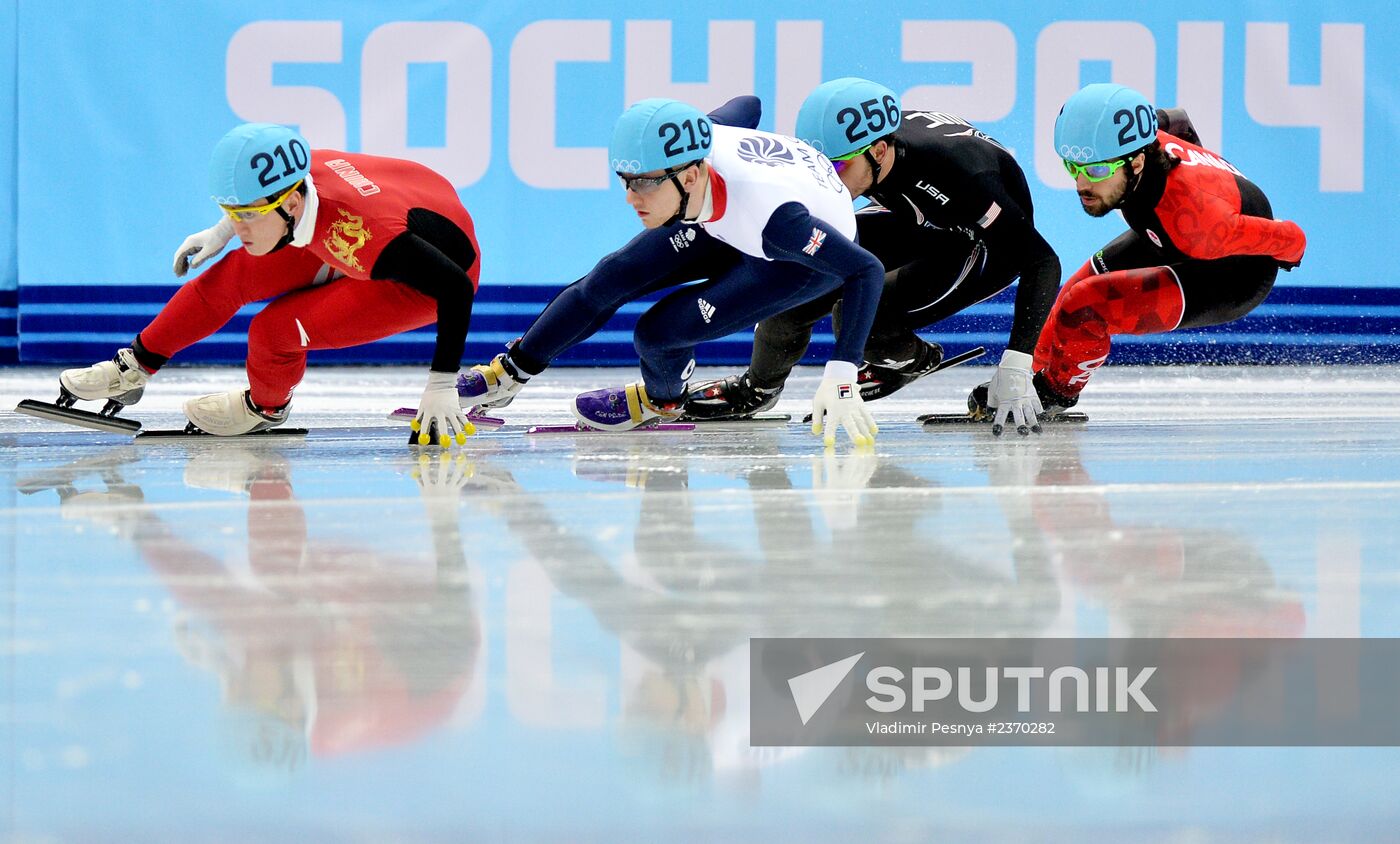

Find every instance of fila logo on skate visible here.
[670,227,697,252]
[697,298,716,323]
[1068,353,1109,386]
[1145,229,1163,248]
[803,228,827,256]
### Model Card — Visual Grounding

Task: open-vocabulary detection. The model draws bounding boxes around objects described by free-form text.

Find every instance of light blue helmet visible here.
[795,77,901,159]
[208,123,311,206]
[609,99,713,175]
[1054,83,1158,164]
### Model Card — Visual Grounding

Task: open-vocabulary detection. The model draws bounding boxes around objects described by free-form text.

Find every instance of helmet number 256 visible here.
[836,96,900,144]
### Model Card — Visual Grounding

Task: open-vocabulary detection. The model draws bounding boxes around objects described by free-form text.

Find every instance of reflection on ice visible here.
[3,365,1399,839]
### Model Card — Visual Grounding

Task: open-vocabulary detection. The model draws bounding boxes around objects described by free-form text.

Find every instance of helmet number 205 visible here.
[659,119,712,158]
[836,96,900,144]
[251,139,310,188]
[1113,105,1157,148]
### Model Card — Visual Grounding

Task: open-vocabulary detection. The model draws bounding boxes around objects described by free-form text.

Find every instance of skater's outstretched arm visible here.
[761,202,885,446]
[372,227,479,446]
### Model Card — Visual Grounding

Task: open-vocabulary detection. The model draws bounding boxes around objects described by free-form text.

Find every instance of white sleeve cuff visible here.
[425,370,459,389]
[823,360,859,382]
[999,350,1034,370]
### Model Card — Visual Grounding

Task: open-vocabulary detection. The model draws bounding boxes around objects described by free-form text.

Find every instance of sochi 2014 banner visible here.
[4,0,1396,364]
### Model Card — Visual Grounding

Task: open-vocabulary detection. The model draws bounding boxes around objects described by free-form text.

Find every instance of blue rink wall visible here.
[1,1,1397,366]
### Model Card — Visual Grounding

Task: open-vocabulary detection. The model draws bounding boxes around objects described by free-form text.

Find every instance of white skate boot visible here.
[58,347,151,407]
[183,389,290,436]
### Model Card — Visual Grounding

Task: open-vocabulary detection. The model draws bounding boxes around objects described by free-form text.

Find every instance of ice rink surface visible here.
[3,363,1399,843]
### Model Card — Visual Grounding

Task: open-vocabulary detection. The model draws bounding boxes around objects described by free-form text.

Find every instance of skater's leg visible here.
[139,246,328,363]
[635,257,835,402]
[509,225,734,375]
[245,277,438,409]
[748,291,842,389]
[1035,265,1185,397]
[1035,252,1276,398]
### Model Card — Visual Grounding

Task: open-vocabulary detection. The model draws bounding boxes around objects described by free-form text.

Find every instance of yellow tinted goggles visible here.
[219,180,304,222]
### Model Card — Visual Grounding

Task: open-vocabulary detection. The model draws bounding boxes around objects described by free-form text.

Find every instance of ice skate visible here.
[458,352,528,410]
[572,383,685,432]
[682,371,781,421]
[183,389,290,436]
[14,348,153,433]
[53,346,152,418]
[858,340,944,401]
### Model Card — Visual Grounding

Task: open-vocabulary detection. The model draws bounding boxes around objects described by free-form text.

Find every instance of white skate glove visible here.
[810,360,877,448]
[988,350,1044,437]
[172,216,235,277]
[413,371,476,447]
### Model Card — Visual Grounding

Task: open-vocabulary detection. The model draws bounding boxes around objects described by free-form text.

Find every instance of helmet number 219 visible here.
[658,119,712,158]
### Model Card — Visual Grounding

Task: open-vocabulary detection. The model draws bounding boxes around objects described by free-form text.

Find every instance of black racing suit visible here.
[748,110,1061,390]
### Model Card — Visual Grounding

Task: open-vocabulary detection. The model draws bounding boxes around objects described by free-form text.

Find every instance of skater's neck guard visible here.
[264,175,317,254]
[289,173,319,247]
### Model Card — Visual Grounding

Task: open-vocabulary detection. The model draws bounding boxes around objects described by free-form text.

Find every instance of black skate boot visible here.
[859,340,943,401]
[968,371,1079,421]
[682,371,781,420]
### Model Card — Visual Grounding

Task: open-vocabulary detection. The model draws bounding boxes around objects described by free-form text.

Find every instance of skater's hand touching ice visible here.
[173,217,235,277]
[811,361,877,448]
[413,371,476,447]
[987,351,1043,437]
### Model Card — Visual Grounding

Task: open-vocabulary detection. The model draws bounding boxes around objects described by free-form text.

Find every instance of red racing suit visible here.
[140,151,481,408]
[1034,131,1306,396]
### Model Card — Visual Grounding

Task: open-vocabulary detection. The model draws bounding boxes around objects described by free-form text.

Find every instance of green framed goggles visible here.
[831,144,874,174]
[1062,158,1128,183]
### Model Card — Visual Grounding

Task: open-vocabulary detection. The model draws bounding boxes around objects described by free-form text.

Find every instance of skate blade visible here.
[930,345,987,373]
[386,408,506,429]
[135,427,309,440]
[919,412,1089,426]
[684,412,791,426]
[527,422,697,435]
[14,399,142,434]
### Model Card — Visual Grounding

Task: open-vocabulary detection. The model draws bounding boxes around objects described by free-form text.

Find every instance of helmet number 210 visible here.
[251,139,310,188]
[836,96,900,144]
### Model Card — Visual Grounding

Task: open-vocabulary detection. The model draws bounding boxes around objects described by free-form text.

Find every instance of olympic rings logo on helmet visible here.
[1059,144,1097,163]
[611,158,643,174]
